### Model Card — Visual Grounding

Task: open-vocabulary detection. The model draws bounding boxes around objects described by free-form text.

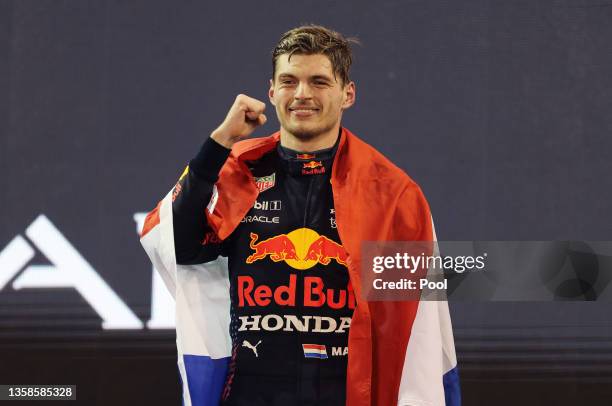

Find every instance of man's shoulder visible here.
[230,133,280,159]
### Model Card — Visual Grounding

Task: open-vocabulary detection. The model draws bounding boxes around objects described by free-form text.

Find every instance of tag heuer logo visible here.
[254,173,275,193]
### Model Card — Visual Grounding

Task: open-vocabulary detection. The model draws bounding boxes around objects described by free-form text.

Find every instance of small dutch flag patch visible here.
[302,344,328,359]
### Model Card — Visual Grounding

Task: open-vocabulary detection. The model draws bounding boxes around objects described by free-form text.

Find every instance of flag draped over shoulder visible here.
[140,192,232,405]
[140,128,461,406]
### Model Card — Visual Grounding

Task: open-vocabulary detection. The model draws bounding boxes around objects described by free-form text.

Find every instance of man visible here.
[140,25,460,406]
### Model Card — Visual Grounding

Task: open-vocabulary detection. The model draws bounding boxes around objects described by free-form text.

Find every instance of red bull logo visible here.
[303,161,323,170]
[237,274,356,309]
[304,236,348,266]
[246,228,347,269]
[246,233,298,263]
[302,161,325,175]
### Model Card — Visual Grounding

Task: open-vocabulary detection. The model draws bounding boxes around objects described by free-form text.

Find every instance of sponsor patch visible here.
[302,344,328,359]
[246,228,348,269]
[240,215,279,224]
[254,173,275,193]
[237,314,352,334]
[237,275,356,310]
[303,161,322,170]
[253,200,282,211]
[242,339,262,357]
[302,161,325,175]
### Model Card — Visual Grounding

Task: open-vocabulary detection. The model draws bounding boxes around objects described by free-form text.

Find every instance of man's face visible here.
[269,53,355,141]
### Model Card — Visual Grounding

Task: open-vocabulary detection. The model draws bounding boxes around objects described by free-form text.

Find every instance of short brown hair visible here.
[272,25,358,86]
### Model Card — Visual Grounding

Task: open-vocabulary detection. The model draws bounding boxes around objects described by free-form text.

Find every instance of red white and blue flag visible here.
[302,344,328,359]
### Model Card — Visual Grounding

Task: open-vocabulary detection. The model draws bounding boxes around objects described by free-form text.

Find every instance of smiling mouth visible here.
[288,107,319,117]
[288,106,319,112]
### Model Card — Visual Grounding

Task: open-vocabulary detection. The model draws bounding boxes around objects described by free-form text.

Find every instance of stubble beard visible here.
[284,117,336,143]
[291,128,320,141]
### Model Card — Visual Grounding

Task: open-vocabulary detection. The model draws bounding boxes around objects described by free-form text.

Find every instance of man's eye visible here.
[314,81,328,86]
[281,80,295,85]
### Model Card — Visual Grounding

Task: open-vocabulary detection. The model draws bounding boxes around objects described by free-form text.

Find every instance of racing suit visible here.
[172,134,353,405]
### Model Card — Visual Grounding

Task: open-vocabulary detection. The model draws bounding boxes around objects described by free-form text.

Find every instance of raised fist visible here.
[211,94,267,148]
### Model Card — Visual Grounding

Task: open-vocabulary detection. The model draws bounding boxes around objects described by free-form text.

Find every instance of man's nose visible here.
[294,82,312,99]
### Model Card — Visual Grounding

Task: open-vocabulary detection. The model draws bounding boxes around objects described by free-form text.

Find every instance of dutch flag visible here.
[302,344,328,359]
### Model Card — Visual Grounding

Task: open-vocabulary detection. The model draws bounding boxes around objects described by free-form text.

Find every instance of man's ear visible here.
[268,79,276,106]
[341,81,356,110]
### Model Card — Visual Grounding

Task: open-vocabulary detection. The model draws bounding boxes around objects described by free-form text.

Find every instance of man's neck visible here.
[279,126,341,152]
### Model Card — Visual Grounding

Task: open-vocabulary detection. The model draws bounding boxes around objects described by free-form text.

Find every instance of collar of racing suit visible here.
[275,131,340,177]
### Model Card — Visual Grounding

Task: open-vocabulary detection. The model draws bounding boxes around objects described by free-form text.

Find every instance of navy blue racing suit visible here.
[172,135,354,405]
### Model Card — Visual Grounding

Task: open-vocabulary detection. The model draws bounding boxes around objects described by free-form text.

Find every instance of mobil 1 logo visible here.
[253,200,282,211]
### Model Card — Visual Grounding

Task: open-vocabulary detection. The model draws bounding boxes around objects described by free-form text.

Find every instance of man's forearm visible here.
[172,137,231,264]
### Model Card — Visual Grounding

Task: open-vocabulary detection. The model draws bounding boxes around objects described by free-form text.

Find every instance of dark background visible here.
[1,0,611,404]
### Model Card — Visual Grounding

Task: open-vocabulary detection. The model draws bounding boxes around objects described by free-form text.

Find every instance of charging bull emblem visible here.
[246,228,348,269]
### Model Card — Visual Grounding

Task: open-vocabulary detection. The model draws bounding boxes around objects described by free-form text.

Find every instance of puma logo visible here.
[242,339,262,357]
